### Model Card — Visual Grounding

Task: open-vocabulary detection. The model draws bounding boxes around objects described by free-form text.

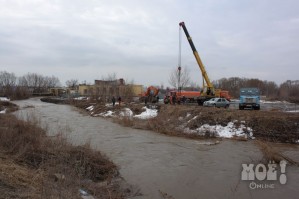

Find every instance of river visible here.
[14,98,299,199]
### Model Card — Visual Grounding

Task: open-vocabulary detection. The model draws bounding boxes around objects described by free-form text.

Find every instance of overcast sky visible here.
[0,0,298,87]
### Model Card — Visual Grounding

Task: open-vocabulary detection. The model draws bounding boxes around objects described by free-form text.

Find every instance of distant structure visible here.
[78,78,143,101]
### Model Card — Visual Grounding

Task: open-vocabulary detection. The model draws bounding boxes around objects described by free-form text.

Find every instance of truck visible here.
[239,88,260,110]
[179,22,231,105]
[164,90,201,104]
[139,86,159,103]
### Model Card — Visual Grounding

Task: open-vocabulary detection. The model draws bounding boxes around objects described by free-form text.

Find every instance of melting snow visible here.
[285,110,299,113]
[105,103,113,107]
[184,122,253,138]
[0,109,6,114]
[93,111,115,117]
[187,115,198,123]
[260,100,292,104]
[120,108,133,117]
[73,97,89,100]
[86,105,94,111]
[0,97,10,101]
[103,111,114,117]
[134,107,157,119]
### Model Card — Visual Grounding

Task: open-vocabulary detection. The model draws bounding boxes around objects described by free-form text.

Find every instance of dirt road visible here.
[14,98,299,199]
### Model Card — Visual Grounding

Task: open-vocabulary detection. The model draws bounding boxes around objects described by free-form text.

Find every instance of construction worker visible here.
[118,96,121,106]
[182,95,186,104]
[172,94,176,105]
[112,96,116,107]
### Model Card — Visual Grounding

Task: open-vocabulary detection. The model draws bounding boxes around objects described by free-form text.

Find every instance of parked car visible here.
[203,98,230,108]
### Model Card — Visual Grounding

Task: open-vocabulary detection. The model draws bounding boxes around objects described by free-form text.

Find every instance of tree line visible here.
[0,71,60,99]
[213,77,299,102]
[2,70,299,103]
[168,67,299,103]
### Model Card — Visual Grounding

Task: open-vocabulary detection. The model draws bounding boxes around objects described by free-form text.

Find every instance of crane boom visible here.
[179,22,213,89]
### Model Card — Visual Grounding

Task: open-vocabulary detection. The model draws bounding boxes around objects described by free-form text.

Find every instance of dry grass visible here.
[0,101,18,113]
[72,100,299,143]
[255,140,298,165]
[153,105,299,143]
[0,114,127,199]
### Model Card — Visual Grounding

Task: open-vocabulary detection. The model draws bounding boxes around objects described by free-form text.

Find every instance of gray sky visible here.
[0,0,298,87]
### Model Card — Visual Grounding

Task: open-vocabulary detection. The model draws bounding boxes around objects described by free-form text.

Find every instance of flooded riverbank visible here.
[14,98,299,199]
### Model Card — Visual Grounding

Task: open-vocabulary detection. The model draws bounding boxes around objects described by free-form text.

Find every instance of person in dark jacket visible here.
[112,96,116,107]
[172,94,176,105]
[182,95,186,104]
[118,96,121,106]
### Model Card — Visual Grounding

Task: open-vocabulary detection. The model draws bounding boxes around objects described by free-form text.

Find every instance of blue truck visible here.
[239,88,260,110]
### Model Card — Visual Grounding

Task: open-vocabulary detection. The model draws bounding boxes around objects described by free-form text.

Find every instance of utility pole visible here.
[178,66,181,94]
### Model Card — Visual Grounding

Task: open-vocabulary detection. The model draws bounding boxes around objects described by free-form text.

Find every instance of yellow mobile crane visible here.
[179,21,230,104]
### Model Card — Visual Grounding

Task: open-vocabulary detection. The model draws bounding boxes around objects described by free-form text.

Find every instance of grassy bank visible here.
[0,111,127,198]
[73,100,299,143]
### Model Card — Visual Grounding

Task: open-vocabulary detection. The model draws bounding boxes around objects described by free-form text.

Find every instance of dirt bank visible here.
[0,100,18,113]
[0,103,131,198]
[73,100,299,143]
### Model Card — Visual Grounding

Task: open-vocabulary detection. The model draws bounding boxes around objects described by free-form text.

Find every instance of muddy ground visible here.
[73,100,299,144]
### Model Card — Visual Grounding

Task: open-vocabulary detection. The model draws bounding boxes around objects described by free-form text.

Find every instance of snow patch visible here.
[86,105,94,111]
[73,97,88,100]
[260,100,292,104]
[134,107,157,119]
[105,103,113,107]
[94,111,115,117]
[0,97,10,101]
[285,110,299,113]
[187,115,198,123]
[120,108,133,117]
[184,121,253,138]
[0,109,6,114]
[103,111,114,117]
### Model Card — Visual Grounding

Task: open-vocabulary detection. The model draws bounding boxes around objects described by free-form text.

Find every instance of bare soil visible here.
[0,101,18,113]
[73,100,299,144]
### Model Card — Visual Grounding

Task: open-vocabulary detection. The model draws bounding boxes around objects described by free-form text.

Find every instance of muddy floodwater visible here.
[14,98,299,199]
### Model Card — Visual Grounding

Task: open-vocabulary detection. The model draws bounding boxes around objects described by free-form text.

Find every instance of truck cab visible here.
[239,88,260,110]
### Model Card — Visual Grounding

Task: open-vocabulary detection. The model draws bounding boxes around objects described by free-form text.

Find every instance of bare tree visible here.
[186,81,200,91]
[19,73,60,94]
[0,71,17,96]
[66,79,79,89]
[45,76,60,88]
[105,72,117,81]
[99,73,119,101]
[168,66,190,89]
[0,71,16,88]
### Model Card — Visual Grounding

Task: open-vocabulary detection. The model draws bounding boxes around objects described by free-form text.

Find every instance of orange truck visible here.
[164,90,201,104]
[139,86,160,103]
[164,89,230,104]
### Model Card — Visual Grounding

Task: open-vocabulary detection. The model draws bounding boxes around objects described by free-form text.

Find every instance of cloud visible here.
[0,0,298,86]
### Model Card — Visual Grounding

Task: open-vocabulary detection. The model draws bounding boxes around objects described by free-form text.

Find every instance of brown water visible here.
[14,98,299,199]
